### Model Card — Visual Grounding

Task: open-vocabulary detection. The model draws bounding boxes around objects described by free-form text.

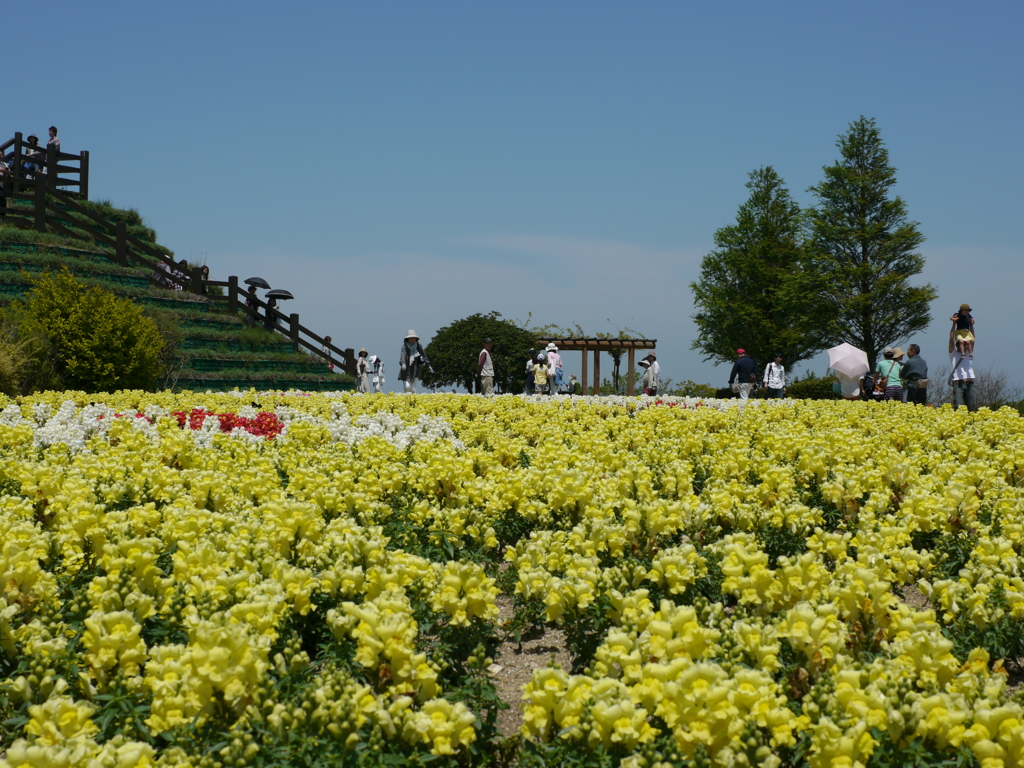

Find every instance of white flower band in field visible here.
[0,400,464,453]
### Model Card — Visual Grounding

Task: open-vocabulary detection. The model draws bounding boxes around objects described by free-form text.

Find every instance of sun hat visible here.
[959,303,972,312]
[359,348,368,356]
[545,343,558,352]
[26,134,38,142]
[537,353,547,362]
[892,347,904,358]
[405,330,419,340]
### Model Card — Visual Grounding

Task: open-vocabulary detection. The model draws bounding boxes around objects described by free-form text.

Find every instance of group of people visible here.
[1,127,61,217]
[153,259,211,294]
[344,330,427,394]
[2,127,60,179]
[727,303,979,412]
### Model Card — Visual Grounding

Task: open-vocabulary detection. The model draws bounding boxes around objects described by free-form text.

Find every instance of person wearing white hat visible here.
[398,330,430,393]
[355,349,371,393]
[545,342,563,395]
[369,355,386,393]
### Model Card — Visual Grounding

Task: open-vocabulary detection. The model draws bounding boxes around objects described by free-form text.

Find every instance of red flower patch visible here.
[171,409,283,439]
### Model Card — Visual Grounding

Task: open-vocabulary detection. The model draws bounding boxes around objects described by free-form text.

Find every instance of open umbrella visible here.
[827,343,870,379]
[265,289,294,300]
[244,277,271,289]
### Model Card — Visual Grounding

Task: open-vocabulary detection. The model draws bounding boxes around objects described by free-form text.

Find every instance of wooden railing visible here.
[0,175,356,376]
[2,133,89,199]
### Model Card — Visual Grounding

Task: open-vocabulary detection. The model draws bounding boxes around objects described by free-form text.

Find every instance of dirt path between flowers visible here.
[491,595,571,738]
[900,583,1023,694]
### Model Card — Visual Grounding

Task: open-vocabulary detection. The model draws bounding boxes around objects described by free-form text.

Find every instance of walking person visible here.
[524,348,536,394]
[876,348,903,402]
[398,330,430,393]
[763,354,786,398]
[900,344,929,405]
[949,321,977,412]
[369,355,386,393]
[545,343,563,396]
[532,353,549,395]
[322,336,335,372]
[478,338,495,395]
[264,296,279,331]
[728,349,757,411]
[356,349,371,393]
[639,353,660,396]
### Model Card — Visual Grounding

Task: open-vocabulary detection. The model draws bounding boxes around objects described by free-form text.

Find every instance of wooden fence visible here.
[2,133,89,199]
[0,174,356,375]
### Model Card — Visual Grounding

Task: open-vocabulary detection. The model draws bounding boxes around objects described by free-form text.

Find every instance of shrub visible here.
[5,268,164,392]
[787,371,839,400]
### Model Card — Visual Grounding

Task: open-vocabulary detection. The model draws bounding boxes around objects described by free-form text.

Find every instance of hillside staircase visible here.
[1,133,355,392]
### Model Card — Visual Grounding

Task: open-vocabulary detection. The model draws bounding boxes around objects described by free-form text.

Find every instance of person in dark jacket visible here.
[900,344,929,406]
[728,348,757,411]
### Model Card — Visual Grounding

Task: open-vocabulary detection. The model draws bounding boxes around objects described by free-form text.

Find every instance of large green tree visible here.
[690,166,829,368]
[423,312,538,393]
[807,117,936,368]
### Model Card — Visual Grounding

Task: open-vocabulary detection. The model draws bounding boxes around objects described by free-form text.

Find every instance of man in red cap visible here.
[728,349,757,411]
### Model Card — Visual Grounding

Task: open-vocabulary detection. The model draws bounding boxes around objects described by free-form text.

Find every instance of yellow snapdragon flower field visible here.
[1,391,1023,768]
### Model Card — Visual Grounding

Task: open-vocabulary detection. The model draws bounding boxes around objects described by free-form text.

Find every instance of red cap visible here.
[736,348,746,355]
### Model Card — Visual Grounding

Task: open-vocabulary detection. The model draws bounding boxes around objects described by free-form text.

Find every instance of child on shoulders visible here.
[950,303,975,359]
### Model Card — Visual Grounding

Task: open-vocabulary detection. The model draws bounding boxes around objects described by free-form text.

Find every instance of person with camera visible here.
[762,353,786,398]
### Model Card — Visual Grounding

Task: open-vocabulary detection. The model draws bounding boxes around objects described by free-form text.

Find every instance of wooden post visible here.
[581,348,589,395]
[627,348,635,396]
[115,221,127,266]
[191,266,203,295]
[228,276,238,312]
[594,351,601,396]
[290,313,300,352]
[34,176,46,232]
[344,348,356,376]
[79,151,89,200]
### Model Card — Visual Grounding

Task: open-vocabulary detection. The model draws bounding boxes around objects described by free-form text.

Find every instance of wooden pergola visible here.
[538,337,657,395]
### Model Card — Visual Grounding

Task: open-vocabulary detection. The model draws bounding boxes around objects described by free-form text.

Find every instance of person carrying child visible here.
[950,303,975,359]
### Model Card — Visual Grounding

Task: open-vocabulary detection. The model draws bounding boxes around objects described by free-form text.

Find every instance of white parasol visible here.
[827,343,870,379]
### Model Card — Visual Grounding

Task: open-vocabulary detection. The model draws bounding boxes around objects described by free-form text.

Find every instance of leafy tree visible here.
[423,312,538,393]
[4,268,164,392]
[807,116,936,368]
[690,166,829,367]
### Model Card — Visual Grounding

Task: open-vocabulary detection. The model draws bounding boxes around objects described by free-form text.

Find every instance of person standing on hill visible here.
[47,126,60,154]
[370,355,385,393]
[477,338,495,395]
[728,349,757,410]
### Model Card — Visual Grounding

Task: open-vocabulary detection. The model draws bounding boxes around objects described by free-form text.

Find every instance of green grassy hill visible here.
[0,197,352,392]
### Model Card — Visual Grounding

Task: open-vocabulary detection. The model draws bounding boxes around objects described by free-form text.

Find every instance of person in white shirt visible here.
[478,338,495,395]
[762,353,786,398]
[640,353,661,395]
[949,320,976,411]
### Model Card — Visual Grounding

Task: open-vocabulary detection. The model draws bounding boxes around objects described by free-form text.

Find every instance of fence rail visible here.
[0,174,356,376]
[2,133,89,198]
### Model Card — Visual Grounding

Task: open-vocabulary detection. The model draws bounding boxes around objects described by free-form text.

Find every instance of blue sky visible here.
[9,1,1023,392]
